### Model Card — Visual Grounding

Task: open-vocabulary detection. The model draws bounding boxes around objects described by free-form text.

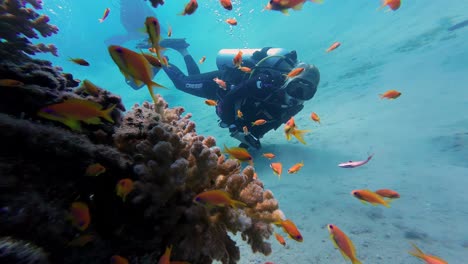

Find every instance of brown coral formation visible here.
[113,97,282,263]
[0,0,284,263]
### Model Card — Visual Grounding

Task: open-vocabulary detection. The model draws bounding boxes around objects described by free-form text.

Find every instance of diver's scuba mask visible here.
[280,62,320,106]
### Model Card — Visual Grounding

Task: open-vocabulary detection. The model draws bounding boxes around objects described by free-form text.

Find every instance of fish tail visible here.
[310,0,324,3]
[408,243,425,259]
[351,258,362,264]
[377,1,387,11]
[147,81,167,102]
[292,129,311,145]
[98,18,103,23]
[101,104,116,123]
[230,199,247,209]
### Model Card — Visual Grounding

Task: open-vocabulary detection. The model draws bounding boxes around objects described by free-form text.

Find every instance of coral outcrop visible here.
[0,0,284,263]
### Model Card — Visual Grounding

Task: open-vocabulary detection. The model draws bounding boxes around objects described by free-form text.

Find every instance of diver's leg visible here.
[163,65,220,99]
[160,38,200,75]
[183,55,201,75]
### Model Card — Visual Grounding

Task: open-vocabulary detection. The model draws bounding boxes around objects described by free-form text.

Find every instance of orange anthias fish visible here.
[226,18,237,26]
[205,99,218,106]
[274,232,286,246]
[85,163,106,176]
[220,0,232,10]
[233,50,243,68]
[0,79,24,87]
[98,8,110,23]
[108,45,166,102]
[379,0,401,11]
[158,245,173,264]
[199,56,206,64]
[110,255,129,264]
[180,0,198,15]
[81,79,101,96]
[167,24,172,37]
[375,189,400,199]
[270,162,282,178]
[213,77,226,89]
[116,178,134,202]
[285,67,304,79]
[252,119,267,126]
[262,153,275,159]
[142,52,163,68]
[243,126,249,135]
[326,42,341,52]
[145,17,166,65]
[284,117,310,145]
[67,234,95,247]
[223,144,253,164]
[69,57,90,66]
[275,219,303,242]
[70,202,90,231]
[238,66,252,73]
[193,189,246,208]
[265,0,323,15]
[379,89,401,99]
[408,243,448,264]
[311,112,320,124]
[237,109,243,119]
[287,161,304,174]
[37,98,116,131]
[351,189,390,208]
[327,224,362,264]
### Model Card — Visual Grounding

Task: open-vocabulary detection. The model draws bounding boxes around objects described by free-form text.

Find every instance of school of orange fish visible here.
[0,0,450,263]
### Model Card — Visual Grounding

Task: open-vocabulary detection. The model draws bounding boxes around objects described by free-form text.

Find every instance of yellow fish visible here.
[108,45,166,102]
[193,190,246,208]
[116,178,134,202]
[37,98,115,131]
[223,144,253,165]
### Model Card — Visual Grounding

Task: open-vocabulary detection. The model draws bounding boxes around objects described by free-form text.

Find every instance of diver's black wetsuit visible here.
[163,54,304,140]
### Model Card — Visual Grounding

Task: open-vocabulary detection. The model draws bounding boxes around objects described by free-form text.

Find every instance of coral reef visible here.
[0,0,284,264]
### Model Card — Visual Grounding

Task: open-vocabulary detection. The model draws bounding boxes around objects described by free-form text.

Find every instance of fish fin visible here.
[281,9,290,15]
[292,2,304,10]
[310,0,323,3]
[134,78,144,87]
[230,199,247,209]
[147,81,167,102]
[62,118,82,131]
[408,243,425,259]
[292,129,311,145]
[222,144,230,154]
[100,104,116,123]
[83,117,102,125]
[65,98,104,109]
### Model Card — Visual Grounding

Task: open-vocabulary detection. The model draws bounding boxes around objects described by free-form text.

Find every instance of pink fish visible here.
[338,153,374,168]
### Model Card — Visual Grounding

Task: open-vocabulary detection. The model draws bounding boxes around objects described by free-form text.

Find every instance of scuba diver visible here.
[129,38,320,149]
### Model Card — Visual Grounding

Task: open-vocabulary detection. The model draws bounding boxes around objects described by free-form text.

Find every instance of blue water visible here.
[37,0,468,263]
